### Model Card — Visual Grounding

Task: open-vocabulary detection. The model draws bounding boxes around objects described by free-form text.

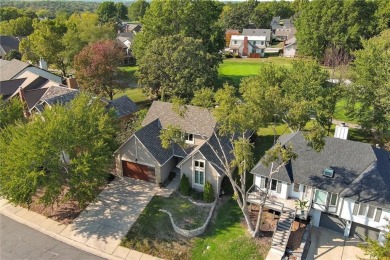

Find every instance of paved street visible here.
[0,215,102,260]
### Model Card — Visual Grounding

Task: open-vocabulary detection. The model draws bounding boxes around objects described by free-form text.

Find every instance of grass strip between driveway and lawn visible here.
[121,196,267,260]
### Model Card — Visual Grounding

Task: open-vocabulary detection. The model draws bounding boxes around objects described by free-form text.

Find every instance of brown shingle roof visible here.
[142,101,216,137]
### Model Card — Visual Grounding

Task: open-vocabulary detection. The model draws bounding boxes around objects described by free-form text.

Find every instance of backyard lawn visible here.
[218,57,294,87]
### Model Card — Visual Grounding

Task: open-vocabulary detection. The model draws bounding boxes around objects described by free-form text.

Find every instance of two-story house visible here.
[114,101,235,196]
[229,35,267,58]
[250,130,390,243]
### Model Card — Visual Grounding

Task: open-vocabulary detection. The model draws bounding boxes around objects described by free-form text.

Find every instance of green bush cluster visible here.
[180,174,190,196]
[203,181,214,203]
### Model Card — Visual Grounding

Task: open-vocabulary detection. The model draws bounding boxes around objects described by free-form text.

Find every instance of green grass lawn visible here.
[218,57,294,87]
[191,199,266,260]
[333,98,360,124]
[114,87,149,103]
[122,196,267,260]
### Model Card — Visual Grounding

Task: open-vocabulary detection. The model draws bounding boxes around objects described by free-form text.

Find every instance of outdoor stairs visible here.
[266,210,296,260]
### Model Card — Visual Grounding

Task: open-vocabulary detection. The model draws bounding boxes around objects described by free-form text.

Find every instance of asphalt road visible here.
[0,215,103,260]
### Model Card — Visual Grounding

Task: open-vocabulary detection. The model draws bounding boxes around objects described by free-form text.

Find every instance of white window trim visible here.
[185,133,194,144]
[353,203,381,220]
[313,189,328,206]
[194,159,205,187]
[329,193,338,206]
[293,183,300,192]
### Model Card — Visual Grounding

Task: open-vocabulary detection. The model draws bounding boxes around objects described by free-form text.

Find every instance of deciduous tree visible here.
[0,96,25,129]
[133,0,223,59]
[127,0,149,22]
[74,40,125,100]
[136,35,218,101]
[347,29,390,141]
[96,1,117,24]
[0,94,118,207]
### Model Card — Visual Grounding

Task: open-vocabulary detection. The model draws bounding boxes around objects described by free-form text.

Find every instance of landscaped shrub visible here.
[224,52,233,58]
[180,174,190,196]
[203,181,214,203]
[191,190,203,201]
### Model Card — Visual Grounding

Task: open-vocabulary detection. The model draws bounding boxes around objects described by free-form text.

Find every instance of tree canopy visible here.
[74,40,125,100]
[136,34,218,101]
[0,16,34,37]
[0,94,119,207]
[0,96,25,129]
[295,0,379,61]
[347,29,390,140]
[96,1,118,24]
[133,0,224,59]
[128,0,149,22]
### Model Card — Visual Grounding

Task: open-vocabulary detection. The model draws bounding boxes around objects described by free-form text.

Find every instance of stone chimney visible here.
[66,77,78,89]
[242,36,249,57]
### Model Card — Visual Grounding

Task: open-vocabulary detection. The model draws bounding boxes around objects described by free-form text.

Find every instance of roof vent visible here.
[323,168,335,178]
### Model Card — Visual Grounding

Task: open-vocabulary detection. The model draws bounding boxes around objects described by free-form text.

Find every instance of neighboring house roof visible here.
[116,39,129,49]
[0,59,9,67]
[14,66,62,84]
[275,27,296,39]
[107,95,138,118]
[117,32,134,42]
[242,29,272,42]
[0,59,30,81]
[271,17,294,30]
[231,35,267,41]
[39,86,78,106]
[23,88,49,109]
[130,119,194,165]
[0,78,27,99]
[125,23,141,33]
[285,36,296,46]
[251,132,390,209]
[0,36,20,57]
[142,101,216,137]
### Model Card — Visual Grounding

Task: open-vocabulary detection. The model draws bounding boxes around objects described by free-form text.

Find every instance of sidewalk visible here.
[0,177,179,260]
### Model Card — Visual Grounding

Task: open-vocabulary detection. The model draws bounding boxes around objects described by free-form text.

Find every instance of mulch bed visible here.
[287,220,307,250]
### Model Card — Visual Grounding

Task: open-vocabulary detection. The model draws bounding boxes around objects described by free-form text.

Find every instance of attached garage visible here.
[122,161,156,183]
[319,213,346,234]
[350,222,380,240]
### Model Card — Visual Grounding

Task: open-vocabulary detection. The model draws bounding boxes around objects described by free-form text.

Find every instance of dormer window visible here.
[323,168,334,178]
[234,40,237,45]
[185,133,194,144]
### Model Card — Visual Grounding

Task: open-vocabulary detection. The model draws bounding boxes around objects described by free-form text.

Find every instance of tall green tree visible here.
[0,7,22,21]
[295,0,378,60]
[219,2,255,31]
[127,0,149,22]
[0,94,118,207]
[96,1,117,23]
[251,0,294,29]
[0,17,34,37]
[19,19,67,76]
[115,2,128,20]
[0,96,25,129]
[347,29,390,140]
[133,0,224,59]
[62,12,116,66]
[74,40,125,100]
[136,35,218,101]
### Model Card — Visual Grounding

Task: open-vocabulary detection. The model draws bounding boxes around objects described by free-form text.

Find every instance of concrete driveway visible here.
[60,178,156,255]
[306,227,366,260]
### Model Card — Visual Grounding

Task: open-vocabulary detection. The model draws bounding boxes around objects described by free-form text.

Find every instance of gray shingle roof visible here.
[0,36,20,56]
[198,133,234,176]
[109,95,138,118]
[142,101,216,137]
[242,29,272,42]
[39,85,77,102]
[251,132,390,209]
[0,78,27,99]
[134,119,194,165]
[0,59,30,81]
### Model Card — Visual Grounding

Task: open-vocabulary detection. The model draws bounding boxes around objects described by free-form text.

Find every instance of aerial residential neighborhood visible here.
[0,0,389,260]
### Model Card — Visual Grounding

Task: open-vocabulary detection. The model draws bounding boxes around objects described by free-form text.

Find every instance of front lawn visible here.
[122,196,268,260]
[191,199,268,260]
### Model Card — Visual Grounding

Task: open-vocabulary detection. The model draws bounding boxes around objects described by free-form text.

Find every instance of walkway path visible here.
[0,177,180,260]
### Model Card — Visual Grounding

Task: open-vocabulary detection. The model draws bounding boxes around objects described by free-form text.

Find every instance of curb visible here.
[0,206,122,260]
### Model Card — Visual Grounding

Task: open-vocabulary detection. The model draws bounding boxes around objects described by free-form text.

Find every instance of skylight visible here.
[323,168,335,178]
